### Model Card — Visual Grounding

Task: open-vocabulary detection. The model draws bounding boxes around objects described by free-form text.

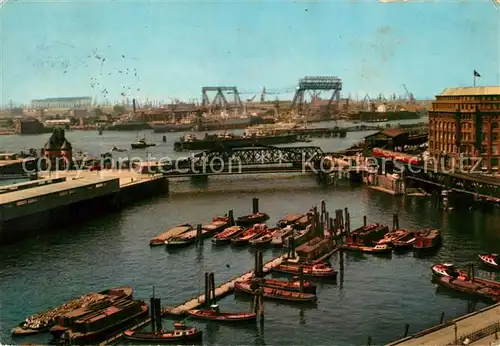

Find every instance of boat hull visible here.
[234,281,317,302]
[479,254,500,269]
[259,279,317,294]
[271,265,337,279]
[236,214,270,227]
[131,144,156,149]
[186,310,256,322]
[123,330,203,343]
[173,134,301,151]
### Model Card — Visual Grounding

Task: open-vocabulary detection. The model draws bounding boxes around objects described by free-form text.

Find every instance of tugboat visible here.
[253,278,317,294]
[341,243,392,255]
[131,137,156,149]
[231,224,267,246]
[375,229,411,246]
[211,226,245,245]
[123,322,203,343]
[236,212,270,227]
[187,304,256,322]
[479,254,500,269]
[110,146,127,152]
[431,263,466,278]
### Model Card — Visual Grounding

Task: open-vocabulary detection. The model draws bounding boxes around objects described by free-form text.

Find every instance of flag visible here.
[474,70,481,77]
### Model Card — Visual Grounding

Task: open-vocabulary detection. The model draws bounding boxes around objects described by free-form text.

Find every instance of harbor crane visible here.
[402,84,415,104]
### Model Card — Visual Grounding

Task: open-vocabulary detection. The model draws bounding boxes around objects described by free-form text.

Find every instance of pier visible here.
[162,254,287,316]
[386,302,500,346]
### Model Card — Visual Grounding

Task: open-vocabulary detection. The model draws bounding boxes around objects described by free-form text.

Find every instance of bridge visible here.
[163,145,367,181]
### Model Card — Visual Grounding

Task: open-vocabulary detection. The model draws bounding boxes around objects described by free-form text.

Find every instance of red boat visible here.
[249,227,281,246]
[435,275,500,302]
[231,224,267,246]
[345,223,389,244]
[375,229,410,246]
[431,263,467,278]
[251,277,317,294]
[392,231,418,249]
[272,262,337,278]
[187,304,256,322]
[202,217,231,234]
[211,226,245,245]
[234,281,317,302]
[342,243,392,255]
[479,254,500,269]
[414,229,441,250]
[123,322,202,343]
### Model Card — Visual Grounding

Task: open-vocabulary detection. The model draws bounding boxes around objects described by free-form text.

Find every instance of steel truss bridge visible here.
[403,165,500,199]
[164,145,354,178]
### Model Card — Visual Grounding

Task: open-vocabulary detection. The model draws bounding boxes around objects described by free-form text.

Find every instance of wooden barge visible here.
[234,281,317,302]
[150,225,192,246]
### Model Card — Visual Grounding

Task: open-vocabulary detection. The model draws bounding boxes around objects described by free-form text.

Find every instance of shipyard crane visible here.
[246,95,256,102]
[402,84,415,104]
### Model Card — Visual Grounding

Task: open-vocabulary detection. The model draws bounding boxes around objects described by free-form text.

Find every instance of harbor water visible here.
[3,121,500,345]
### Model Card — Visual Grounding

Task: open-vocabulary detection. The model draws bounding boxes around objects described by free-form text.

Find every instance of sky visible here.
[0,0,499,106]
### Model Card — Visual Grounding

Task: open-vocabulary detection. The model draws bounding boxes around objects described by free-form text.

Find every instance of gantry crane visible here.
[402,84,415,104]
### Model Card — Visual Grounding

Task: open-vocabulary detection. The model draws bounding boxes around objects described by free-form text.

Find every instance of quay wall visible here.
[0,175,170,244]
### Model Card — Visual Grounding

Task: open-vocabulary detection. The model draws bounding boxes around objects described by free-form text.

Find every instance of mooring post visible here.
[454,323,458,344]
[228,209,235,226]
[258,251,263,277]
[291,235,296,259]
[154,298,162,331]
[346,212,350,234]
[299,265,304,292]
[366,336,371,346]
[252,198,259,214]
[258,287,264,319]
[150,296,156,333]
[403,323,410,337]
[255,251,259,277]
[363,215,367,227]
[209,272,216,305]
[196,224,202,245]
[439,312,445,324]
[204,273,210,308]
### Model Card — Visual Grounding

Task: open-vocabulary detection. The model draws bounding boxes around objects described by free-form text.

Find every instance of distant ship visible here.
[354,104,425,122]
[106,120,151,131]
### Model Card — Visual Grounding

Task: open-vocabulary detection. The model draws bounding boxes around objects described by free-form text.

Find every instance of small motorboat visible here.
[212,226,245,245]
[236,212,269,227]
[123,322,202,343]
[150,225,192,246]
[231,224,267,246]
[234,281,317,302]
[202,217,231,235]
[258,278,317,294]
[249,227,281,246]
[187,304,256,322]
[431,263,467,278]
[479,254,500,269]
[342,243,392,255]
[272,262,338,278]
[131,138,156,149]
[413,229,441,251]
[110,146,127,152]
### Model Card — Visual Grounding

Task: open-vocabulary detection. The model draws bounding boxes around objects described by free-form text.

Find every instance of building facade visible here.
[31,97,92,109]
[428,86,500,171]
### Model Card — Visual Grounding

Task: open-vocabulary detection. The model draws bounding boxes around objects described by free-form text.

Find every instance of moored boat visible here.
[278,214,305,228]
[236,212,269,227]
[392,231,418,249]
[257,278,317,294]
[249,227,281,246]
[431,263,467,278]
[345,223,389,244]
[413,229,441,251]
[55,299,148,345]
[211,226,245,245]
[270,226,295,246]
[123,322,202,343]
[272,262,337,278]
[150,225,192,246]
[12,287,133,337]
[187,304,256,322]
[234,281,317,302]
[479,254,500,269]
[231,224,267,246]
[375,229,410,246]
[282,226,312,248]
[165,228,213,247]
[434,275,500,302]
[202,217,231,234]
[342,243,392,255]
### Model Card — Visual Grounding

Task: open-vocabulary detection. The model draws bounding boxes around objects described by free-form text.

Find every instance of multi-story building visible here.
[31,97,92,109]
[428,86,500,171]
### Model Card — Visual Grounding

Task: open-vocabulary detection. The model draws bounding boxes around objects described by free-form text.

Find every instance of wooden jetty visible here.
[386,302,500,346]
[162,254,287,316]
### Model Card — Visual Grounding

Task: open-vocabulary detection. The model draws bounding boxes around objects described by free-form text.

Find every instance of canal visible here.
[2,122,500,345]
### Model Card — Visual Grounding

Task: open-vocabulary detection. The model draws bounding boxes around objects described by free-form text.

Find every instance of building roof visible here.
[440,86,500,96]
[365,128,409,139]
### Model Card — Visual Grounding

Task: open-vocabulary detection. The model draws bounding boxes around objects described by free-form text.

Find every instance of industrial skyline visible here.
[1,0,498,107]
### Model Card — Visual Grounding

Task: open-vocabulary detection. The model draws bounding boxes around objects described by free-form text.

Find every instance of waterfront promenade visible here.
[387,302,500,346]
